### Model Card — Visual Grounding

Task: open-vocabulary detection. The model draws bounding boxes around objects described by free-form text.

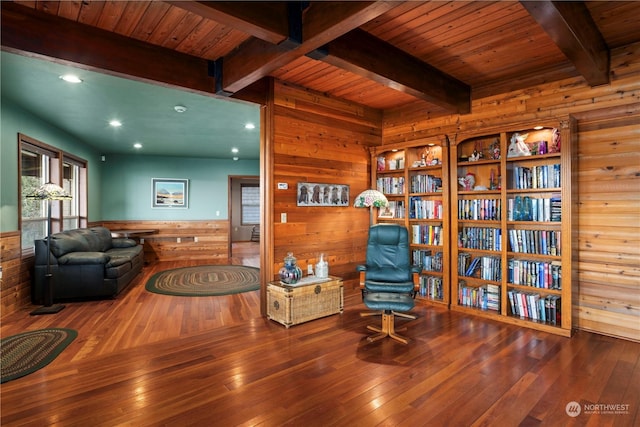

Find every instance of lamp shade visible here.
[26,183,72,201]
[354,189,388,208]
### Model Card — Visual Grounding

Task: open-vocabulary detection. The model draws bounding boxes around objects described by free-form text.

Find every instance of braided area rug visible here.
[1,328,77,383]
[145,265,260,296]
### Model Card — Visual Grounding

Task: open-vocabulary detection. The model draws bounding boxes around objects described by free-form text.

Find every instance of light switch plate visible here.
[281,213,287,223]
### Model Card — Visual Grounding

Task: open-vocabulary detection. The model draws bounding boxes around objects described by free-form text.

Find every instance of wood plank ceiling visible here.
[3,1,640,115]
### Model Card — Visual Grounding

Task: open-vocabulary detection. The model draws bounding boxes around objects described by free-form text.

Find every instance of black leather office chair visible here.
[356,224,420,343]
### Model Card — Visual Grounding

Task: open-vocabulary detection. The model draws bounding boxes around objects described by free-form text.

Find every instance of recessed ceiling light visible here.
[59,74,82,83]
[233,157,239,161]
[174,105,187,113]
[245,123,255,130]
[133,143,142,149]
[534,126,544,130]
[231,148,239,153]
[109,120,122,127]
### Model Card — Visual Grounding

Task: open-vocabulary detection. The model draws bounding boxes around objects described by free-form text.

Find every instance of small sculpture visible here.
[458,173,475,191]
[507,133,531,158]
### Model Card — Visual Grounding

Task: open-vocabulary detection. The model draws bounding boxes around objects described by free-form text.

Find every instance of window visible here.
[241,184,260,225]
[19,134,87,252]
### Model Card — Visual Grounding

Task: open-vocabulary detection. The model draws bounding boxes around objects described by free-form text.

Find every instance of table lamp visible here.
[26,182,72,315]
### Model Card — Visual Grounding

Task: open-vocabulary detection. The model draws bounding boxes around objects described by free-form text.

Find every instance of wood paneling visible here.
[100,220,230,263]
[383,43,640,341]
[271,80,382,288]
[0,231,31,316]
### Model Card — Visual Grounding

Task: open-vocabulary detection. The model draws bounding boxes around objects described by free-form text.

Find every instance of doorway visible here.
[229,176,260,265]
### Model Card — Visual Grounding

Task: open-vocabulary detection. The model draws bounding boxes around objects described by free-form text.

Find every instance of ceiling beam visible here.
[0,2,214,94]
[310,29,471,114]
[521,0,610,86]
[218,1,398,94]
[165,1,290,45]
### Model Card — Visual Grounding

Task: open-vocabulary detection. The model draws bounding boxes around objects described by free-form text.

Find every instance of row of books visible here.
[410,197,443,219]
[458,227,502,251]
[507,291,561,325]
[409,174,443,193]
[419,275,444,300]
[457,253,502,281]
[376,176,405,195]
[507,195,561,222]
[511,164,561,190]
[412,250,444,272]
[411,225,443,246]
[508,259,562,289]
[508,229,562,256]
[458,281,500,312]
[458,198,501,221]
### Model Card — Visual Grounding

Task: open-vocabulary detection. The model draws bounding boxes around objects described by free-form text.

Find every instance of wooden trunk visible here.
[267,276,343,328]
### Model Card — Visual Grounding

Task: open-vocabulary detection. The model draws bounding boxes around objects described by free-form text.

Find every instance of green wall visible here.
[101,154,258,220]
[1,99,259,231]
[1,99,103,232]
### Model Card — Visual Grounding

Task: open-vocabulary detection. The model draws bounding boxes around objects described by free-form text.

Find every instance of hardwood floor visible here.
[1,242,638,426]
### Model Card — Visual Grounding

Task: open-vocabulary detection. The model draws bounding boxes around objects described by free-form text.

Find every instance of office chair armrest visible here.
[411,265,421,274]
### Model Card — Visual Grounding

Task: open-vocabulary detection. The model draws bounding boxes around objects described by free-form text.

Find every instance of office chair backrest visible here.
[365,224,412,282]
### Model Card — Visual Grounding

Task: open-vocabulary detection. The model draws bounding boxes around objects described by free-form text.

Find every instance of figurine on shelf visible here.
[490,169,498,190]
[419,147,434,166]
[507,132,531,158]
[550,128,561,153]
[458,172,475,191]
[490,138,501,159]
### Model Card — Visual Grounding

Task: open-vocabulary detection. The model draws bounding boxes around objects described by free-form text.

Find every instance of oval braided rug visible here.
[145,265,260,296]
[1,328,77,383]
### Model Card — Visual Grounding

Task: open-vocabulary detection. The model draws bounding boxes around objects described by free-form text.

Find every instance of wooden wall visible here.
[99,220,230,264]
[270,80,382,287]
[0,231,32,315]
[383,42,640,342]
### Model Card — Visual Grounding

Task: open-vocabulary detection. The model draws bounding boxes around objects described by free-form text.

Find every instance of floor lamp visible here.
[26,182,72,315]
[354,189,388,225]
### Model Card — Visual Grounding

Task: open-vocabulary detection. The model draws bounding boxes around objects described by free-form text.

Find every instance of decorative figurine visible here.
[507,132,531,158]
[458,172,475,191]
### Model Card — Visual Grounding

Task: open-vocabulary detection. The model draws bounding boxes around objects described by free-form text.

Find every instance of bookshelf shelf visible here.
[450,116,576,337]
[371,139,450,307]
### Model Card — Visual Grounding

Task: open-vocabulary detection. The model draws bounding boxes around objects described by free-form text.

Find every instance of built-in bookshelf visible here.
[450,117,576,336]
[371,139,450,306]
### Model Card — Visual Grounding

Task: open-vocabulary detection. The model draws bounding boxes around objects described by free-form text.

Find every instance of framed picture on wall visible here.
[297,182,349,206]
[152,178,189,208]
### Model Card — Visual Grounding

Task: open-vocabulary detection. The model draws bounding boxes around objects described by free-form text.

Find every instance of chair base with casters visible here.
[361,292,415,344]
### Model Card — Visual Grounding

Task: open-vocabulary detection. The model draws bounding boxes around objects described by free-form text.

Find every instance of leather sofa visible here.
[32,226,144,303]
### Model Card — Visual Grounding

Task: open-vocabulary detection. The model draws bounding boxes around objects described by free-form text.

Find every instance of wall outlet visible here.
[281,213,287,223]
[194,237,198,243]
[177,237,182,243]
